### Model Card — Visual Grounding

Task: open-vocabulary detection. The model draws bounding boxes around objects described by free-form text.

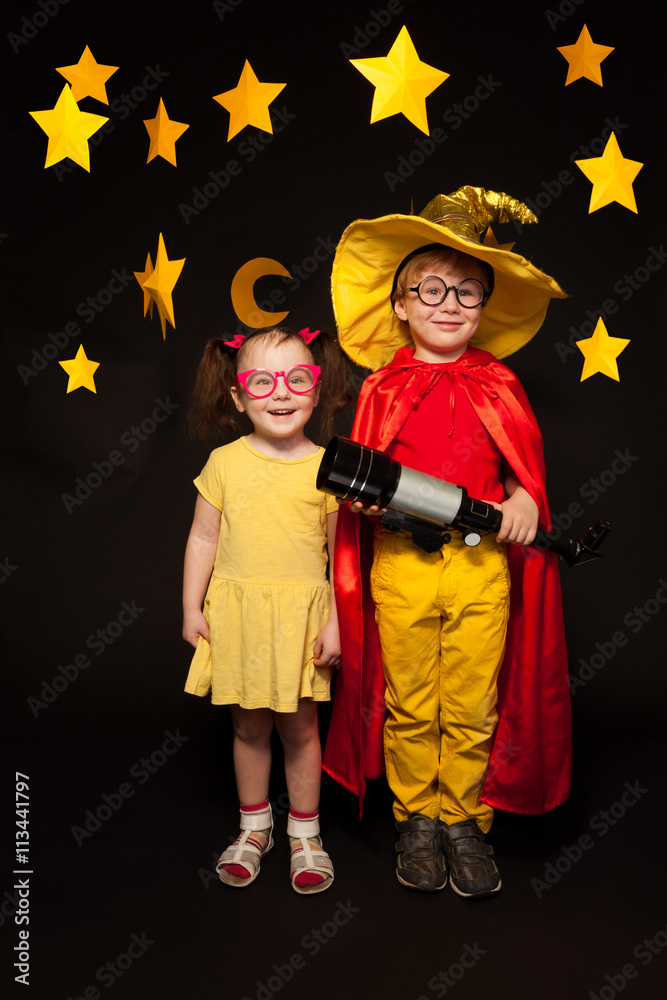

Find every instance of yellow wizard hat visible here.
[331,185,567,371]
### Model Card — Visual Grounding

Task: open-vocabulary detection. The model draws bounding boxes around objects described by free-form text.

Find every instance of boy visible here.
[323,187,571,898]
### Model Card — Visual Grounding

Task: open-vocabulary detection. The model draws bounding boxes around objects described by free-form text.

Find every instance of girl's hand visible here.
[339,498,388,517]
[313,620,342,669]
[492,487,539,545]
[182,610,210,648]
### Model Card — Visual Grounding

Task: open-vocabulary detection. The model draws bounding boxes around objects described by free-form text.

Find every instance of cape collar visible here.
[375,346,500,438]
[384,345,498,372]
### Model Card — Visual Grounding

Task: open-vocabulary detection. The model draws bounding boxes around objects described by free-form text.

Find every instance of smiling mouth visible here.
[268,409,296,416]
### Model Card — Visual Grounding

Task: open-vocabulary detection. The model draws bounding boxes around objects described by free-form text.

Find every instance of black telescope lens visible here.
[317,437,401,506]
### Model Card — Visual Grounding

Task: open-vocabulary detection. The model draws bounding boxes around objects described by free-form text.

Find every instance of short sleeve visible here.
[325,493,339,516]
[194,449,225,511]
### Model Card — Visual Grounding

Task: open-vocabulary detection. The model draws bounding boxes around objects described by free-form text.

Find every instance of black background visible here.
[2,1,666,998]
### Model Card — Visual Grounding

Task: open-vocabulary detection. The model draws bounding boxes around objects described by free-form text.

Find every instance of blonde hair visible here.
[392,247,492,305]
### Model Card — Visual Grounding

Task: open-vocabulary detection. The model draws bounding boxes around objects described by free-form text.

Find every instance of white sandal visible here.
[217,804,273,887]
[287,814,334,895]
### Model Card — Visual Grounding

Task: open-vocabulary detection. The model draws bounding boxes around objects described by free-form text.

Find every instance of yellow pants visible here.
[370,527,510,833]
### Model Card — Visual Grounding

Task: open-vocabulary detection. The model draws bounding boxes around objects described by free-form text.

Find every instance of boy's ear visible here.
[230,385,245,413]
[394,296,408,322]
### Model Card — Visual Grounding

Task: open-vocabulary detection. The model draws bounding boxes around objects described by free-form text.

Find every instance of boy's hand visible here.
[182,610,210,648]
[313,620,342,668]
[493,487,538,545]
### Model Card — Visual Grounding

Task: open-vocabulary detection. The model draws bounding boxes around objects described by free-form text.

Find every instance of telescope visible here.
[317,436,610,567]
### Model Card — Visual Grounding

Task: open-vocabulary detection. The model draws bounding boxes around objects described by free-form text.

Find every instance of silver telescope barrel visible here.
[387,465,463,526]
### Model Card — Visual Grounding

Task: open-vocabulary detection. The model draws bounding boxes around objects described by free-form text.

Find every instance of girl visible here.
[183,325,350,894]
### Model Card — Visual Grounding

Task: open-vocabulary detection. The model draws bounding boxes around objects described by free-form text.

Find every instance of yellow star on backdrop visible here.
[144,99,189,166]
[557,25,614,87]
[59,344,100,393]
[30,84,109,171]
[350,25,449,135]
[213,61,286,141]
[576,319,629,381]
[483,226,516,252]
[133,252,155,318]
[56,45,119,103]
[143,234,186,338]
[575,133,643,213]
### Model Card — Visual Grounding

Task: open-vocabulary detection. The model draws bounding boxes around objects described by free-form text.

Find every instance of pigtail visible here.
[310,328,354,441]
[188,338,242,442]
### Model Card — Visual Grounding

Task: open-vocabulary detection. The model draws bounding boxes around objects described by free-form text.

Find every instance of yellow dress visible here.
[184,437,338,712]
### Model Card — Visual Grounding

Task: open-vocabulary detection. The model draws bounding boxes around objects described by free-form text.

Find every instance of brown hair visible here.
[392,247,492,305]
[188,326,352,443]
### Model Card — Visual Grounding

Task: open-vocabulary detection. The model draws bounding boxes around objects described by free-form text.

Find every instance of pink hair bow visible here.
[223,334,246,349]
[298,328,320,344]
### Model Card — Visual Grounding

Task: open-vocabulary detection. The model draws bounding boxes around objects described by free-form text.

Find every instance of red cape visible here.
[323,347,571,816]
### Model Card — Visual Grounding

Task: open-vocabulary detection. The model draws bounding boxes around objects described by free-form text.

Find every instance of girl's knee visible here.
[231,707,273,744]
[275,700,319,747]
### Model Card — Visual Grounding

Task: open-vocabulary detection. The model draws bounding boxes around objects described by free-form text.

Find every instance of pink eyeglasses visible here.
[237,365,321,399]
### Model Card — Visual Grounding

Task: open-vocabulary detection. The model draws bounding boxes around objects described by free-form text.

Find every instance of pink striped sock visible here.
[223,799,271,880]
[289,809,326,888]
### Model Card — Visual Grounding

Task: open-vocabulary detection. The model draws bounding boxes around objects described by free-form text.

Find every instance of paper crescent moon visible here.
[231,257,292,328]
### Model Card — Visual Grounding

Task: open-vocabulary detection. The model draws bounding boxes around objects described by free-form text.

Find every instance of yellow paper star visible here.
[143,234,185,338]
[350,25,449,135]
[30,84,109,171]
[575,133,643,213]
[143,99,189,166]
[56,45,119,104]
[483,226,516,252]
[557,25,614,87]
[134,253,155,318]
[576,319,629,382]
[59,344,100,393]
[213,61,286,141]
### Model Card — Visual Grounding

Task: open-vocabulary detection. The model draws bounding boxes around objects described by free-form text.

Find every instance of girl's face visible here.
[230,336,319,445]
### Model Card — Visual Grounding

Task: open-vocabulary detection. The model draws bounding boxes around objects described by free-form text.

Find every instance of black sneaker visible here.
[440,820,502,898]
[395,814,447,893]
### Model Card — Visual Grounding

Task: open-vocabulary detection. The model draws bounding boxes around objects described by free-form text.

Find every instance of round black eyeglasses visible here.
[408,275,489,308]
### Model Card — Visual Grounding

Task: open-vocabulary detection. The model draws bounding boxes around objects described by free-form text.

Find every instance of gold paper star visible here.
[133,253,155,318]
[55,45,119,104]
[143,99,189,166]
[350,25,449,135]
[143,234,185,338]
[557,25,614,87]
[575,133,643,213]
[483,226,516,252]
[59,344,100,393]
[576,319,629,381]
[29,84,109,171]
[213,61,286,141]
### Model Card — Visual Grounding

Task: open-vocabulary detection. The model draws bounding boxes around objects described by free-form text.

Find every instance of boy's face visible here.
[394,259,487,364]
